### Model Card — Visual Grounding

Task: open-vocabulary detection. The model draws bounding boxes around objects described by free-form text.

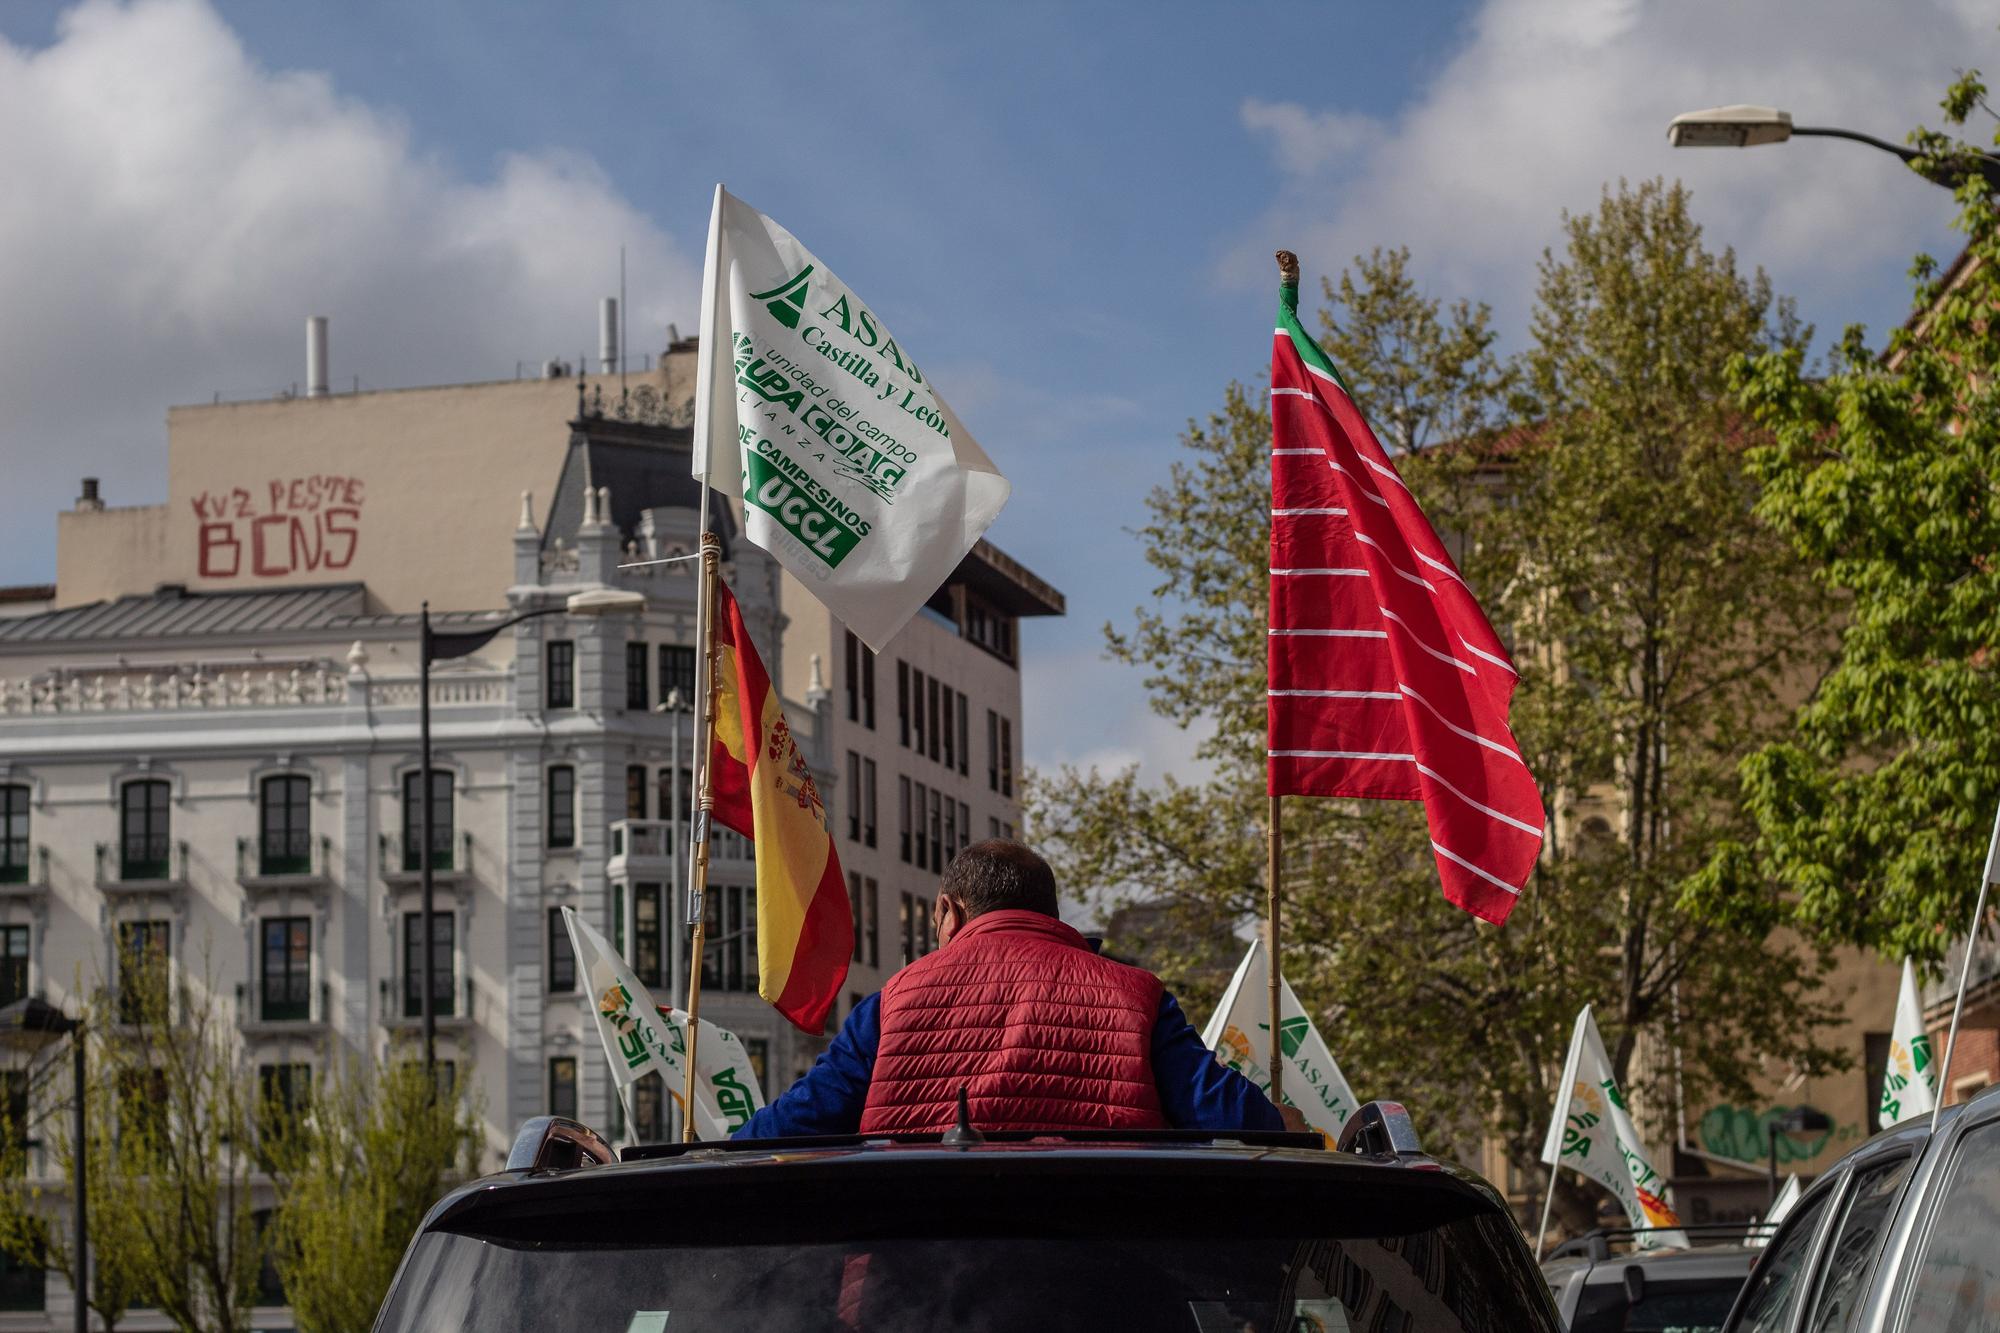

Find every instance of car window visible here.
[1804,1153,1912,1333]
[1897,1117,2000,1333]
[1571,1274,1747,1333]
[1733,1188,1833,1333]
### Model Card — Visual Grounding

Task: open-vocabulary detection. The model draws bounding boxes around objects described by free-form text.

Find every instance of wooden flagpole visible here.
[1266,249,1301,1107]
[681,531,723,1140]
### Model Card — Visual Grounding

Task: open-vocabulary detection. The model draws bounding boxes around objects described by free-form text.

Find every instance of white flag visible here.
[1539,1005,1689,1248]
[1878,959,1938,1129]
[691,185,1011,649]
[1748,1174,1803,1248]
[1200,940,1358,1141]
[561,907,765,1141]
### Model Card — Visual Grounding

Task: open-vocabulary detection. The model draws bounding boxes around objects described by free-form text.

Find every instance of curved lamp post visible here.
[0,997,84,1333]
[1766,1103,1833,1204]
[417,587,647,1083]
[1667,105,2000,192]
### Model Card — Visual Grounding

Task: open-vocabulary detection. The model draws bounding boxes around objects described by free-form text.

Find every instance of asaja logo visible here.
[749,265,814,329]
[1279,1015,1310,1059]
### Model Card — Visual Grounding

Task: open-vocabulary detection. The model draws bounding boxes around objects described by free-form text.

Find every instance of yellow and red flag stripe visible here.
[708,580,852,1033]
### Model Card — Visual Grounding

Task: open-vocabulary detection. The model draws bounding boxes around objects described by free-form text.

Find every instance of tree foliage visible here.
[1032,183,1844,1223]
[1694,71,2000,959]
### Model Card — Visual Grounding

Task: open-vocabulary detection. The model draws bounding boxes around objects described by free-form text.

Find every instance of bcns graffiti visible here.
[192,475,364,578]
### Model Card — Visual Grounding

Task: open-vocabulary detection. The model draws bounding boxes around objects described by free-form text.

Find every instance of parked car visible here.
[1721,1076,2000,1333]
[374,1101,1565,1331]
[1542,1225,1768,1333]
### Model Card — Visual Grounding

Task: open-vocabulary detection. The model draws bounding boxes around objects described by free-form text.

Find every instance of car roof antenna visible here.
[941,1086,985,1146]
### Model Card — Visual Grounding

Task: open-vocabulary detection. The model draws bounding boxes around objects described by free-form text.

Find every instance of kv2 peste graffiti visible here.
[191,475,364,579]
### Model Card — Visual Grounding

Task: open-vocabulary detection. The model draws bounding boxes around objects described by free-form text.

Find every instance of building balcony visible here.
[0,845,49,901]
[607,818,751,882]
[378,832,473,887]
[236,979,333,1039]
[378,975,477,1032]
[237,833,333,894]
[94,838,190,897]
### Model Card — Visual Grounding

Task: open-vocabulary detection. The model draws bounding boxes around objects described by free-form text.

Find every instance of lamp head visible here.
[1668,105,1793,149]
[563,588,647,618]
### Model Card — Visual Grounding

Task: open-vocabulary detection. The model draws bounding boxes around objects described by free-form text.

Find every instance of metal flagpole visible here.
[1266,795,1284,1105]
[681,533,722,1140]
[1536,1007,1588,1259]
[1932,795,2000,1134]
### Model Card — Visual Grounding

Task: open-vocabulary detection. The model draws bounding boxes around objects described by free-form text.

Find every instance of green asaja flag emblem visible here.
[749,264,814,329]
[1279,1016,1309,1059]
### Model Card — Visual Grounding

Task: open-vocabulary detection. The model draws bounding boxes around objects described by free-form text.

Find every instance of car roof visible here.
[1576,1246,1759,1280]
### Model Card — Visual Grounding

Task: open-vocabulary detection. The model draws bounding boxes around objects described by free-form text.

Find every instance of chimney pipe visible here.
[600,298,619,373]
[306,316,329,398]
[76,478,104,512]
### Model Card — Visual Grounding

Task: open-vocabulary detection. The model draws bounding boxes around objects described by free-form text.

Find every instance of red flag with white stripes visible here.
[1267,264,1543,923]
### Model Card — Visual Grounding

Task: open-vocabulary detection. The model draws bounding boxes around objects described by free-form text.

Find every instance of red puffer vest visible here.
[859,909,1169,1134]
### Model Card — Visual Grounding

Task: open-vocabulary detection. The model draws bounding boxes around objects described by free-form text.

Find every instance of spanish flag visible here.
[709,580,852,1033]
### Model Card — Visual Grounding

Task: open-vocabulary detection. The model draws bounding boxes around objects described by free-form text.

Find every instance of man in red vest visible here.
[735,840,1302,1137]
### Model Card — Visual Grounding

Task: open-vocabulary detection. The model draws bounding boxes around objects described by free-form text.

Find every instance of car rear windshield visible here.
[1569,1275,1747,1333]
[377,1165,1558,1332]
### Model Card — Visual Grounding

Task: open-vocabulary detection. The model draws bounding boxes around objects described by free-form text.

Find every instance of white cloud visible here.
[0,0,696,575]
[1226,0,1987,338]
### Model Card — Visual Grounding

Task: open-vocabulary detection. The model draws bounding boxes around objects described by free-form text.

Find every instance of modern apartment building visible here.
[0,327,1062,1326]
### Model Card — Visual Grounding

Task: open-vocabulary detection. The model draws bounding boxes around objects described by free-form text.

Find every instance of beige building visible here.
[0,329,1060,1326]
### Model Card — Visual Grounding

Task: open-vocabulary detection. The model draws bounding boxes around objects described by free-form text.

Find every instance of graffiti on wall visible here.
[1699,1103,1861,1165]
[192,476,364,579]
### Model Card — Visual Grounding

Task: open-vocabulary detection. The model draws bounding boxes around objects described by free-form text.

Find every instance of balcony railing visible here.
[0,844,45,889]
[96,838,189,886]
[383,974,474,1024]
[0,662,507,717]
[607,819,752,876]
[379,831,473,880]
[236,979,330,1027]
[237,833,331,881]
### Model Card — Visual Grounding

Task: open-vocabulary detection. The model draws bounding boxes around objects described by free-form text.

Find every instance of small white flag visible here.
[1540,1005,1689,1248]
[1200,939,1358,1141]
[1878,959,1938,1129]
[691,185,1011,649]
[562,907,765,1140]
[1748,1174,1803,1247]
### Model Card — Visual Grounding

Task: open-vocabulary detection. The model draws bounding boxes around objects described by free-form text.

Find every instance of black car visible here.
[1542,1226,1767,1333]
[1722,1076,2000,1333]
[374,1102,1563,1332]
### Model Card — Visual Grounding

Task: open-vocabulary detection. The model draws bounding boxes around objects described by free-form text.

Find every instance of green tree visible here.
[1033,185,1843,1225]
[266,1054,480,1333]
[1695,71,2000,960]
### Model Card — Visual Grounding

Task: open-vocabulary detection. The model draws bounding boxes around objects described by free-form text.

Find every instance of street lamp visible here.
[0,997,85,1333]
[651,687,689,1142]
[417,587,647,1083]
[1667,105,2000,192]
[1766,1103,1833,1203]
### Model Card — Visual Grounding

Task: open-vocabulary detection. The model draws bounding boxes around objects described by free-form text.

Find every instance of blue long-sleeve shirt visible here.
[735,990,1283,1139]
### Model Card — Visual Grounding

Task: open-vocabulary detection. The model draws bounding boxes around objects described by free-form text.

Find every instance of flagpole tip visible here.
[1276,250,1301,285]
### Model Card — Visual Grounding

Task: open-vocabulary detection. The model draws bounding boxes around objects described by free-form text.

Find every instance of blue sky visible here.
[0,0,1985,777]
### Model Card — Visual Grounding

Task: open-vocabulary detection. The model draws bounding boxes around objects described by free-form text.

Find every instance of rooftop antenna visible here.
[1933,795,2000,1134]
[620,243,629,395]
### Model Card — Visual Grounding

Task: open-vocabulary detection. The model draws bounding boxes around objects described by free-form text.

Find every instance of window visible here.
[258,1062,311,1129]
[0,1247,42,1313]
[988,710,1001,791]
[960,802,971,853]
[917,897,934,955]
[545,640,576,709]
[549,1058,578,1120]
[1000,717,1014,797]
[400,770,454,871]
[701,886,756,992]
[659,645,696,709]
[912,782,928,870]
[1899,1119,2000,1330]
[864,877,879,968]
[401,911,454,1019]
[547,908,575,992]
[845,631,861,723]
[632,1072,665,1142]
[260,917,311,1022]
[944,799,959,864]
[120,779,171,880]
[927,676,940,762]
[898,661,911,746]
[990,816,1002,839]
[634,884,663,988]
[1803,1152,1914,1333]
[626,765,648,821]
[846,752,862,842]
[258,774,312,875]
[547,765,576,849]
[861,643,876,729]
[929,788,943,868]
[0,786,29,885]
[1733,1188,1832,1333]
[863,759,877,849]
[0,927,26,1008]
[911,668,926,754]
[849,873,865,963]
[116,920,170,1024]
[900,893,916,965]
[899,778,913,864]
[625,641,650,710]
[941,688,955,771]
[0,1070,24,1178]
[744,1040,769,1085]
[957,697,969,776]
